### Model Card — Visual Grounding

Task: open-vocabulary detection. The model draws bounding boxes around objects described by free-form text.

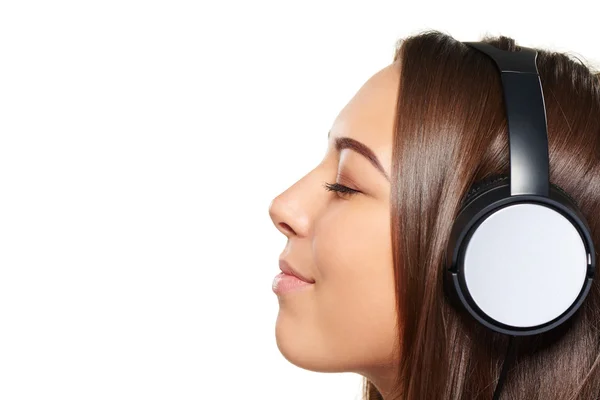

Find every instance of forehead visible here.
[328,62,400,168]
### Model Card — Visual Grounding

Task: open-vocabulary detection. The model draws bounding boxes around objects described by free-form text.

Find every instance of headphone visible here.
[443,42,596,337]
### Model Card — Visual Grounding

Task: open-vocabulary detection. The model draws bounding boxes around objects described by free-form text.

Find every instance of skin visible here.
[268,61,402,398]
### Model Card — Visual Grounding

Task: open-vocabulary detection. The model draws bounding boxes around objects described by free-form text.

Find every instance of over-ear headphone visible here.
[443,42,596,337]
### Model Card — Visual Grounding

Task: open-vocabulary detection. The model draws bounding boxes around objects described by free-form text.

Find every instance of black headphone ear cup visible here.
[462,174,509,207]
[551,183,578,207]
[461,174,578,208]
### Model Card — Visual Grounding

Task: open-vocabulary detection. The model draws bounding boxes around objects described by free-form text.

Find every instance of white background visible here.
[0,1,598,399]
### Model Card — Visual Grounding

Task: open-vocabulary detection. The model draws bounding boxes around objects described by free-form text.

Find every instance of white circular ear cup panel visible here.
[463,203,588,328]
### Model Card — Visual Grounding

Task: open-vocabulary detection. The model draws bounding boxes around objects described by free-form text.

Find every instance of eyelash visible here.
[323,182,361,196]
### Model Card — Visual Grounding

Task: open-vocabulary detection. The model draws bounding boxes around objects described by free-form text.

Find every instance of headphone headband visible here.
[463,42,549,197]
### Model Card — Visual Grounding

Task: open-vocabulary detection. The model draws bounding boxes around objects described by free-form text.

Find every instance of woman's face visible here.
[268,62,401,381]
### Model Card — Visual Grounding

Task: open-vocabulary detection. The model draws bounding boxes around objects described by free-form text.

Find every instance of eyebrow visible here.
[328,130,390,181]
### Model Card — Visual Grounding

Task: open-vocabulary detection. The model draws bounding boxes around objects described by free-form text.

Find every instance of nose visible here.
[269,171,321,238]
[269,163,330,238]
[268,194,299,238]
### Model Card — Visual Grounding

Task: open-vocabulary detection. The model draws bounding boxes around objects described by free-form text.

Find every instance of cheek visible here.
[275,200,398,373]
[315,200,392,283]
[317,202,398,364]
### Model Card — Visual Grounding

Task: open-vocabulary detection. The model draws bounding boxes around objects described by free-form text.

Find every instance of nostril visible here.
[278,222,294,236]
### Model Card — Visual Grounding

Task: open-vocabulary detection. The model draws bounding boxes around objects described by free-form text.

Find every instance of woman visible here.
[268,30,600,399]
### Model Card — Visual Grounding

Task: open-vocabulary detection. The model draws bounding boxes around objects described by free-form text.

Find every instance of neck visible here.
[359,364,401,400]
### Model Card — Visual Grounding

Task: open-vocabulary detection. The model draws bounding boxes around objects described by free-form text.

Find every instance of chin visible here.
[274,313,350,373]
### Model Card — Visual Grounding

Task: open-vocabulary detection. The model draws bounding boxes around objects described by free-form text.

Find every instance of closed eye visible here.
[323,182,361,196]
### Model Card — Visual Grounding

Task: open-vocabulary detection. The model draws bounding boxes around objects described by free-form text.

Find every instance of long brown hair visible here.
[363,30,600,399]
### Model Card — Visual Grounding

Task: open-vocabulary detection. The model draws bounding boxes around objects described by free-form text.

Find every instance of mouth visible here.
[278,259,314,283]
[272,272,314,295]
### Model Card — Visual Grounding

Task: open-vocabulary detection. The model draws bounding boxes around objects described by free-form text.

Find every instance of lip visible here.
[272,272,313,295]
[278,259,314,283]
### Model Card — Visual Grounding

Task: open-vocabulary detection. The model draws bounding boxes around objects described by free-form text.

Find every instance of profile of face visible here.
[268,62,402,383]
